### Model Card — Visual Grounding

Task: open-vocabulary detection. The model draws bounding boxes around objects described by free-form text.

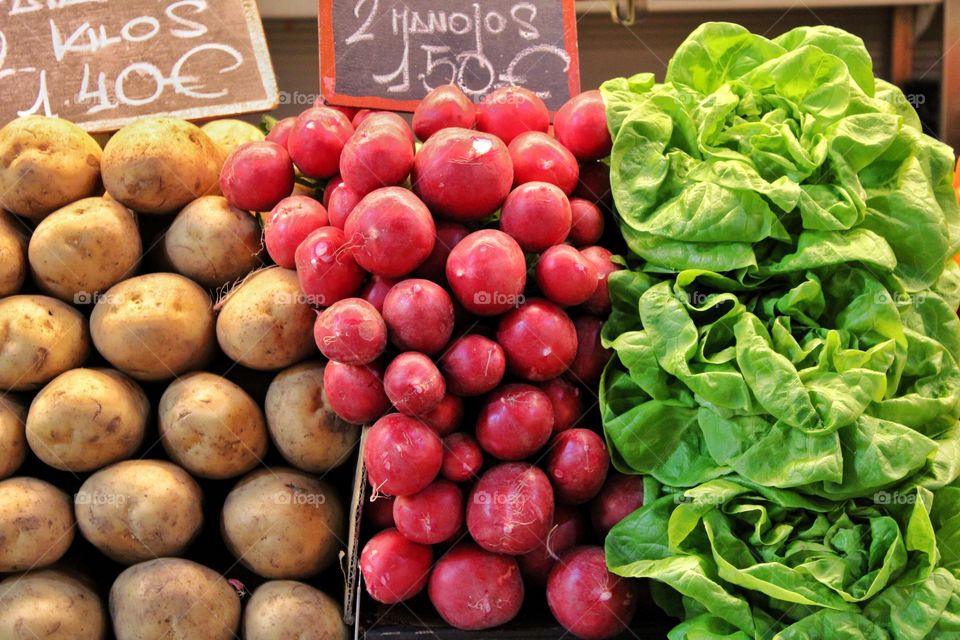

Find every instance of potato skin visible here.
[102,117,220,214]
[76,460,203,564]
[159,372,268,479]
[163,196,263,288]
[221,468,345,579]
[0,570,107,640]
[109,558,240,640]
[0,397,26,480]
[266,362,359,472]
[91,273,215,381]
[242,580,348,640]
[0,477,74,572]
[0,210,27,297]
[201,119,264,159]
[0,295,89,391]
[0,116,102,220]
[216,268,316,370]
[29,197,141,302]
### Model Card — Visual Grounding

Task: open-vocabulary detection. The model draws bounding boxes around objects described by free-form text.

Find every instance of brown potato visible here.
[221,468,344,579]
[26,368,148,472]
[29,197,141,303]
[0,477,74,572]
[0,570,107,639]
[109,558,240,640]
[0,116,102,221]
[0,210,27,297]
[216,267,316,370]
[90,273,215,381]
[163,196,263,288]
[242,580,348,640]
[76,460,203,565]
[0,295,89,391]
[0,397,26,479]
[201,119,264,159]
[159,372,268,479]
[265,362,359,472]
[102,118,220,214]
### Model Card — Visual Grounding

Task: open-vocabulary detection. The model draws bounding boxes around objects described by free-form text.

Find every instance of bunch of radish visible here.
[220,84,643,638]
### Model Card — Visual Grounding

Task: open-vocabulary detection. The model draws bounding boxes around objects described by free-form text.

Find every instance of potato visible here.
[0,397,26,479]
[109,558,240,640]
[29,197,141,303]
[26,368,147,472]
[0,570,107,639]
[163,196,263,288]
[91,273,215,381]
[0,210,27,297]
[76,460,203,564]
[102,117,220,214]
[265,362,359,472]
[216,267,316,370]
[202,119,264,159]
[0,477,74,571]
[159,372,268,479]
[242,580,348,640]
[221,468,344,579]
[0,295,89,391]
[0,116,102,220]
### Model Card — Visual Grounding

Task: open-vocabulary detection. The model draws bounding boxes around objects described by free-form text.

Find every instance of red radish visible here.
[382,279,455,355]
[365,413,443,496]
[569,316,611,386]
[569,198,606,246]
[519,506,586,586]
[352,109,373,128]
[412,128,513,222]
[326,182,363,229]
[414,221,469,284]
[545,429,609,505]
[359,112,416,145]
[476,384,554,461]
[264,195,329,269]
[421,394,464,437]
[500,182,572,252]
[590,473,644,536]
[477,86,549,144]
[393,479,464,544]
[360,528,433,604]
[574,162,612,208]
[541,378,583,432]
[361,275,399,313]
[384,352,446,416]
[439,334,506,396]
[580,246,620,315]
[508,132,579,195]
[554,91,613,161]
[536,245,599,307]
[413,84,477,141]
[340,118,415,195]
[429,544,524,630]
[295,226,366,306]
[266,116,296,147]
[366,495,396,529]
[314,298,387,365]
[344,187,436,277]
[323,360,391,425]
[548,547,637,640]
[317,101,359,122]
[497,299,578,381]
[441,433,484,482]
[446,229,527,316]
[220,141,295,212]
[323,174,345,207]
[467,463,554,555]
[287,106,354,179]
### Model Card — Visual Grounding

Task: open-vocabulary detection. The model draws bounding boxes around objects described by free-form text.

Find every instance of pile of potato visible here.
[0,115,353,640]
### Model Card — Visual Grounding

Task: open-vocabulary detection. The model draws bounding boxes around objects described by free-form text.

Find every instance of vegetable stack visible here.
[599,22,960,638]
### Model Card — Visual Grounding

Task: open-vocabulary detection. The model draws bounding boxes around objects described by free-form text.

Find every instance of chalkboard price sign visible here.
[319,0,581,112]
[0,0,278,132]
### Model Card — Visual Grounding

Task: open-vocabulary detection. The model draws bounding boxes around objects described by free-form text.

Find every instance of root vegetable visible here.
[344,187,436,278]
[393,479,464,544]
[500,182,572,252]
[323,360,390,425]
[384,352,446,417]
[535,245,599,307]
[476,384,554,461]
[295,226,366,307]
[497,299,578,381]
[413,84,477,140]
[441,433,484,483]
[382,279,454,355]
[545,429,609,505]
[446,229,527,316]
[314,298,387,365]
[509,131,579,194]
[287,107,354,179]
[546,547,637,640]
[440,334,506,396]
[360,528,433,604]
[365,413,443,496]
[477,86,549,144]
[467,463,554,555]
[428,544,524,630]
[264,195,329,269]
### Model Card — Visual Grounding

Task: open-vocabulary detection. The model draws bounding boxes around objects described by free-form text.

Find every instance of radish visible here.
[413,84,477,141]
[382,279,454,355]
[545,429,609,505]
[323,360,391,425]
[421,394,464,437]
[476,384,554,461]
[540,378,583,432]
[536,245,599,307]
[590,473,644,536]
[439,334,506,396]
[323,174,345,207]
[326,182,363,230]
[477,86,549,144]
[547,547,637,640]
[318,102,359,122]
[360,275,399,313]
[508,132,579,195]
[360,528,433,604]
[569,198,606,246]
[580,246,620,316]
[519,505,586,586]
[428,544,524,630]
[294,226,366,307]
[412,128,513,222]
[264,195,329,269]
[314,298,387,365]
[384,352,445,416]
[569,316,612,386]
[497,299,578,381]
[220,141,294,212]
[265,116,296,148]
[393,479,464,544]
[344,187,436,278]
[365,413,443,496]
[359,112,416,145]
[441,433,484,483]
[500,182,572,252]
[554,91,613,161]
[352,109,374,128]
[340,116,415,195]
[467,463,554,555]
[287,106,354,179]
[574,162,612,209]
[446,230,527,316]
[414,221,469,284]
[365,495,396,529]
